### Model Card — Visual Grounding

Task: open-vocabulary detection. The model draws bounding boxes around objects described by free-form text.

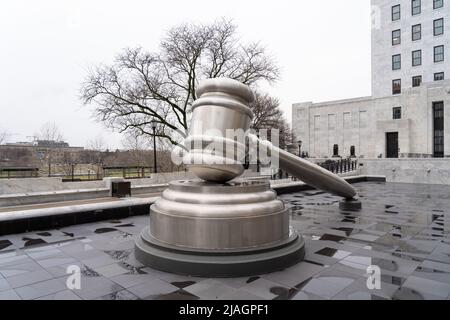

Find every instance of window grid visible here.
[412,50,422,66]
[412,24,421,41]
[392,29,401,45]
[392,79,402,95]
[392,5,401,21]
[433,101,444,158]
[393,107,402,120]
[434,18,444,36]
[434,0,444,9]
[434,45,445,62]
[412,0,421,15]
[392,54,401,70]
[412,76,422,87]
[434,72,445,81]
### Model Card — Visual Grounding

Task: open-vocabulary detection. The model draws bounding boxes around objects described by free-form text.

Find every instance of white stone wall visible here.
[292,81,450,158]
[359,158,450,184]
[0,170,261,195]
[372,0,450,98]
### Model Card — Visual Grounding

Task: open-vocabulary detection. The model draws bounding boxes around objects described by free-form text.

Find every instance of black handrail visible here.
[318,158,358,174]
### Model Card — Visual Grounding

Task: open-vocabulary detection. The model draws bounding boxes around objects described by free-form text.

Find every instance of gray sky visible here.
[0,0,371,149]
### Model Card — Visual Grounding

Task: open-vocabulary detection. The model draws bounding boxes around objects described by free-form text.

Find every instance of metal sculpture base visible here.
[135,179,305,277]
[339,197,362,211]
[135,227,304,277]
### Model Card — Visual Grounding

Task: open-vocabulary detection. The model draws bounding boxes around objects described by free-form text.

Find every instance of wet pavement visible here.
[0,181,450,300]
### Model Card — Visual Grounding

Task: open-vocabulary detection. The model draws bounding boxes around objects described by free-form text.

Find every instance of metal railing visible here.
[0,167,39,179]
[319,158,358,174]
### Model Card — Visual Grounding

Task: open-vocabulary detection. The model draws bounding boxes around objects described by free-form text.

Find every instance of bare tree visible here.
[33,122,65,176]
[121,132,150,167]
[36,122,64,142]
[249,92,295,149]
[81,19,279,148]
[0,128,9,146]
[87,135,107,152]
[86,135,108,178]
[121,132,149,152]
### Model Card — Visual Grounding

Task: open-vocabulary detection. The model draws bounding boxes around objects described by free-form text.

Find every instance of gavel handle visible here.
[249,134,357,199]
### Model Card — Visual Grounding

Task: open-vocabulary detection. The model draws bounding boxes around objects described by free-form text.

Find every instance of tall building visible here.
[372,0,449,97]
[292,0,450,159]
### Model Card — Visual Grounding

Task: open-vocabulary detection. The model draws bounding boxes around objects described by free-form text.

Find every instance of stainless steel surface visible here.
[184,77,357,198]
[135,77,349,275]
[184,78,254,182]
[135,225,305,277]
[195,77,255,106]
[183,149,244,183]
[148,180,290,250]
[277,148,357,198]
[250,135,357,199]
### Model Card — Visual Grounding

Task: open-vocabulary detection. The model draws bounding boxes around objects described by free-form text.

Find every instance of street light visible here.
[151,121,158,174]
[70,162,75,182]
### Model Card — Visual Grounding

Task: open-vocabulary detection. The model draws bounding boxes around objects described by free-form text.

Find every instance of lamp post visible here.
[298,140,302,158]
[48,151,52,177]
[71,162,75,182]
[151,121,158,173]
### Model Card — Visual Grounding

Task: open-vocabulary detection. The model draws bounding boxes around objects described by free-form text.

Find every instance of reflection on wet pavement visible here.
[0,182,449,300]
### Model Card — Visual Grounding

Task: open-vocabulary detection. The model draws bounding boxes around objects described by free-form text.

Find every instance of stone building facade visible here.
[372,0,449,98]
[292,0,450,159]
[293,80,450,158]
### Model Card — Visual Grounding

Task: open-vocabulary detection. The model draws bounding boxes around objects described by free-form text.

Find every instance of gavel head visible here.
[183,78,255,183]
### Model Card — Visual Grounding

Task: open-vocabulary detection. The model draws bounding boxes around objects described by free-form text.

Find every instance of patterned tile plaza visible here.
[0,181,449,300]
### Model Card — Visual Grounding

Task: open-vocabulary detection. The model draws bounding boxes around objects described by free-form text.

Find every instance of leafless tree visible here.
[121,132,150,167]
[121,132,149,151]
[86,135,108,178]
[36,122,64,142]
[81,19,280,148]
[33,122,65,176]
[249,92,295,149]
[87,135,107,152]
[0,128,9,145]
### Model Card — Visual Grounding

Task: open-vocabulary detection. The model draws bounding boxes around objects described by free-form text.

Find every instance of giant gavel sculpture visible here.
[135,78,357,277]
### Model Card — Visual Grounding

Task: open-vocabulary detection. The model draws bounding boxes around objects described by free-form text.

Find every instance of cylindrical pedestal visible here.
[135,179,305,277]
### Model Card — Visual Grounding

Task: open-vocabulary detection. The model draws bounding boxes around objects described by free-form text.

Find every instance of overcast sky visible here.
[0,0,371,149]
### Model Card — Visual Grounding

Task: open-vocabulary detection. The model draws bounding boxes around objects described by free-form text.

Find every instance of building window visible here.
[412,0,421,15]
[393,107,402,119]
[434,45,445,62]
[392,79,401,95]
[434,72,445,81]
[333,144,339,157]
[412,75,422,87]
[392,54,401,70]
[433,101,444,158]
[434,0,444,9]
[434,18,444,36]
[350,146,356,157]
[392,29,401,45]
[392,5,401,21]
[412,50,422,66]
[412,24,421,41]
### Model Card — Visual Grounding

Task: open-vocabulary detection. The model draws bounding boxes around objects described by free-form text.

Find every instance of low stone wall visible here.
[0,177,65,194]
[0,170,262,207]
[358,159,450,184]
[0,188,110,207]
[0,170,261,195]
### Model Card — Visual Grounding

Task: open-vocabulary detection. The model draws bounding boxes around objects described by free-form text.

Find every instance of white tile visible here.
[128,278,178,299]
